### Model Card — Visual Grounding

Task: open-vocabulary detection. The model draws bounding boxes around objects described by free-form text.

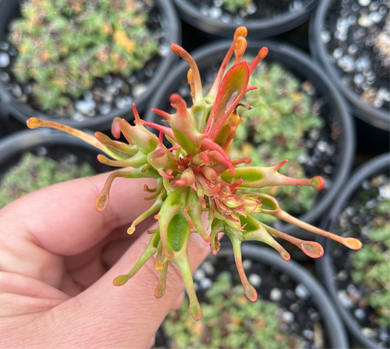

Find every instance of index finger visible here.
[0,171,156,255]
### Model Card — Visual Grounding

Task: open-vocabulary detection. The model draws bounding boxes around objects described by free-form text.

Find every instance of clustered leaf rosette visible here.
[27,27,362,321]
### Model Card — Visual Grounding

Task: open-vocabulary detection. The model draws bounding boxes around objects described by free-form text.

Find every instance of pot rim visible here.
[172,0,319,38]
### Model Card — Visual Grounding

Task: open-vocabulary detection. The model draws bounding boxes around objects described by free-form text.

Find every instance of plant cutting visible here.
[145,40,355,238]
[26,27,362,321]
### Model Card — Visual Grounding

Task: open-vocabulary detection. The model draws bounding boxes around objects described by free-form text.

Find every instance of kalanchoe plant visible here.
[27,27,362,321]
[230,60,325,223]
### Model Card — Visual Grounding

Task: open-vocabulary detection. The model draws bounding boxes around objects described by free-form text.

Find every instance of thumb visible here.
[54,225,212,348]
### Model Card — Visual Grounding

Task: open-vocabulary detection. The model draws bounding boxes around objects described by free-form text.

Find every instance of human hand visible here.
[0,172,211,348]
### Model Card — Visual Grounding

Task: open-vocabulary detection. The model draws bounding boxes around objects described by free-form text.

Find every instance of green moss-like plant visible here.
[351,200,390,329]
[9,0,158,110]
[230,61,324,224]
[220,0,253,14]
[163,272,303,348]
[0,152,95,208]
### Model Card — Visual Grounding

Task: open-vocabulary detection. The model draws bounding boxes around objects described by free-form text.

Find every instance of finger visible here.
[147,336,155,349]
[101,216,157,268]
[171,291,184,311]
[0,171,156,255]
[47,217,213,348]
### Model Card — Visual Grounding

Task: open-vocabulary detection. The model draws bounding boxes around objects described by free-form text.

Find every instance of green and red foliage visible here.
[27,27,362,321]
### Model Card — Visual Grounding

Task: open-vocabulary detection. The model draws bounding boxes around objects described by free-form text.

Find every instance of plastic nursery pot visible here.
[172,0,319,39]
[145,40,355,239]
[316,153,390,348]
[0,128,111,207]
[0,0,180,131]
[160,245,349,348]
[310,0,390,132]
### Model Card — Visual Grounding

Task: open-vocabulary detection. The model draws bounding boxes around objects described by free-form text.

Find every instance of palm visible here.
[0,174,210,348]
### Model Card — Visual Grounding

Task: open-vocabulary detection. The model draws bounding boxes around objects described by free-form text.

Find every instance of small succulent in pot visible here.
[219,0,253,14]
[0,152,96,209]
[230,60,325,224]
[163,272,305,348]
[351,203,390,329]
[331,171,390,342]
[27,27,362,321]
[8,0,158,112]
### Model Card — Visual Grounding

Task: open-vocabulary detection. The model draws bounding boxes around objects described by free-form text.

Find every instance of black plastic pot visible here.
[173,0,319,39]
[0,0,180,131]
[145,40,355,239]
[316,153,390,348]
[309,0,390,132]
[158,245,349,348]
[0,128,111,184]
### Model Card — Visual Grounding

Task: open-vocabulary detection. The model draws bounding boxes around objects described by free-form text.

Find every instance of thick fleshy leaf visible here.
[27,118,125,160]
[113,232,160,286]
[167,214,191,252]
[120,118,159,155]
[171,44,203,105]
[213,112,243,152]
[208,27,248,99]
[169,94,201,154]
[221,163,325,190]
[206,61,250,140]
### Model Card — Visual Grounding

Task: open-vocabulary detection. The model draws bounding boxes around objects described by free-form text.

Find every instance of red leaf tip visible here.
[311,176,325,190]
[113,275,129,286]
[258,47,268,60]
[234,27,248,39]
[27,117,43,129]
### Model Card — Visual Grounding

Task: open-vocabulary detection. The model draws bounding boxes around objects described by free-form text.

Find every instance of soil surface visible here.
[322,0,390,112]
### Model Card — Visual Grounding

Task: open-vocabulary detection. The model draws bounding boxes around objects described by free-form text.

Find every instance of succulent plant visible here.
[9,0,158,110]
[220,0,253,14]
[230,60,324,224]
[163,272,304,348]
[351,199,390,329]
[0,152,95,209]
[27,27,362,321]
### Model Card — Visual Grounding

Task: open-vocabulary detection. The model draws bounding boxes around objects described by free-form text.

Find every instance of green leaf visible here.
[167,214,190,252]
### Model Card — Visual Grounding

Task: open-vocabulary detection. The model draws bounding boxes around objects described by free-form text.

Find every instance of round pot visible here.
[145,40,355,239]
[173,0,319,39]
[0,0,180,131]
[316,153,390,348]
[309,0,390,132]
[0,128,111,206]
[159,245,348,348]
